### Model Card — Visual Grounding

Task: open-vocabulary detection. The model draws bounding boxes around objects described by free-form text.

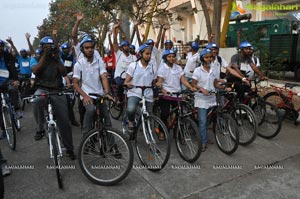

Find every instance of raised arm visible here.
[112,22,120,53]
[133,20,142,46]
[155,25,163,48]
[108,31,113,52]
[72,12,84,46]
[25,33,34,56]
[6,37,19,57]
[160,24,169,49]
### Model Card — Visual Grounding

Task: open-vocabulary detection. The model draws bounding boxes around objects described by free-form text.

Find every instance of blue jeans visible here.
[127,96,153,122]
[197,108,209,145]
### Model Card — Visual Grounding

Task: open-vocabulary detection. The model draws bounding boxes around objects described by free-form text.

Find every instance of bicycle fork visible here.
[140,97,156,145]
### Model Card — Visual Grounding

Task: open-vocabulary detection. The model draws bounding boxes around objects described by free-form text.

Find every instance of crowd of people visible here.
[0,12,268,178]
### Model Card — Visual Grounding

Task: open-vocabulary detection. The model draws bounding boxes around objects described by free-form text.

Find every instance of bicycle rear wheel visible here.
[213,113,239,155]
[175,117,201,163]
[2,107,16,150]
[231,104,257,146]
[108,94,123,120]
[50,128,63,189]
[252,101,282,139]
[78,128,133,186]
[135,115,170,171]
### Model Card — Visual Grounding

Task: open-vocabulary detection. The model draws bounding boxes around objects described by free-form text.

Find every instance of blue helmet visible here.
[61,43,70,49]
[0,40,4,46]
[20,49,27,53]
[206,42,219,50]
[137,44,151,54]
[162,49,176,61]
[191,42,199,51]
[145,39,154,45]
[164,39,173,45]
[35,48,42,55]
[80,37,94,49]
[129,44,135,50]
[40,36,55,46]
[120,40,130,48]
[239,41,252,49]
[200,48,212,59]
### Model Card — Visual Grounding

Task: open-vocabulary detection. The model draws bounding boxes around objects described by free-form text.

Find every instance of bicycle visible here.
[107,77,125,120]
[78,93,134,186]
[206,90,239,155]
[30,91,72,189]
[153,90,202,163]
[122,86,170,171]
[0,85,19,150]
[263,82,300,125]
[18,74,33,111]
[242,79,282,139]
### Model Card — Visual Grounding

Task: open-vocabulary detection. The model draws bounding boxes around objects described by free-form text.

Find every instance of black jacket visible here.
[2,52,18,81]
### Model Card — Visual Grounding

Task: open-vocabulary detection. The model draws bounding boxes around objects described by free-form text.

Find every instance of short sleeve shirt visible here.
[114,50,136,79]
[157,63,184,93]
[73,57,107,98]
[126,61,156,102]
[17,55,31,75]
[211,56,228,79]
[184,52,200,78]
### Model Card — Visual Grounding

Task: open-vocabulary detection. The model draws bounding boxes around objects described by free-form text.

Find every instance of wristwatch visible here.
[242,77,247,81]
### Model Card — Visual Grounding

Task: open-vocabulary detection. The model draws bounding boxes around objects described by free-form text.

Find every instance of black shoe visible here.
[109,145,122,159]
[128,126,135,140]
[34,131,45,141]
[71,120,80,127]
[66,151,76,160]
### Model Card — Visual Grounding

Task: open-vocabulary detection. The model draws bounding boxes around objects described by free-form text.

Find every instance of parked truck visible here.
[226,16,300,79]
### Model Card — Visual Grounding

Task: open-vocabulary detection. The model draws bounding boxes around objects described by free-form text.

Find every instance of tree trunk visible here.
[212,0,221,45]
[199,0,212,39]
[120,12,130,41]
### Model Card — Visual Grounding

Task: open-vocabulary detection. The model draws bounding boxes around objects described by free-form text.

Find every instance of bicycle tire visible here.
[213,113,239,155]
[230,104,257,146]
[78,128,133,186]
[13,111,21,132]
[2,107,16,150]
[51,127,63,189]
[263,92,293,120]
[252,101,282,139]
[135,115,170,171]
[108,94,123,120]
[175,117,201,163]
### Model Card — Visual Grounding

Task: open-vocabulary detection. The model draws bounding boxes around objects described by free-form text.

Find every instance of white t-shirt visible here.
[158,48,181,67]
[73,56,107,99]
[211,56,228,79]
[192,65,217,109]
[126,61,157,102]
[247,56,261,78]
[114,50,136,79]
[157,63,184,93]
[184,52,200,78]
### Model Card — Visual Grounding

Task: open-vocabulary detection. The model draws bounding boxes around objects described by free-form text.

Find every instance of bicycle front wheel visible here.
[175,117,201,163]
[213,113,239,155]
[108,93,123,120]
[252,101,282,139]
[135,115,170,171]
[263,92,289,120]
[78,128,133,186]
[2,107,16,150]
[50,128,63,189]
[231,104,257,146]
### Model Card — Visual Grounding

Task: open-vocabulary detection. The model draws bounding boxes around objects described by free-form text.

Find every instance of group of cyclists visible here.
[0,12,269,179]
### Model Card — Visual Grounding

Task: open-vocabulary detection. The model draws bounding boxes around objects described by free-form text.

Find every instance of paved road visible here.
[1,102,300,199]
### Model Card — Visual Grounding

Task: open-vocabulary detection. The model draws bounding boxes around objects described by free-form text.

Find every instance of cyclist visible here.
[59,43,80,127]
[191,48,227,152]
[31,36,75,160]
[156,49,196,139]
[129,45,137,57]
[0,39,19,138]
[103,49,116,80]
[184,41,201,82]
[227,41,267,100]
[113,22,136,104]
[124,44,156,135]
[73,37,112,135]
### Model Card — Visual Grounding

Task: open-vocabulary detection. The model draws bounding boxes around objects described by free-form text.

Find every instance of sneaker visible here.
[201,144,207,152]
[34,131,45,141]
[66,151,76,160]
[2,164,11,177]
[71,120,80,127]
[110,145,122,159]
